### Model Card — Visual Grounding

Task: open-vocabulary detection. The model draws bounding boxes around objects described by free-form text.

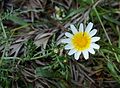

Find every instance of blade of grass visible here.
[0,19,7,39]
[116,25,120,59]
[0,19,8,65]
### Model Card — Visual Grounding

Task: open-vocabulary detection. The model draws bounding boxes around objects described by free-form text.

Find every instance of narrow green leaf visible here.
[103,15,120,26]
[107,62,117,76]
[36,67,54,78]
[7,15,28,25]
[63,8,86,20]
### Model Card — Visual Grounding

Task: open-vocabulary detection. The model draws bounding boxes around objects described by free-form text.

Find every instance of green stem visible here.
[0,20,7,39]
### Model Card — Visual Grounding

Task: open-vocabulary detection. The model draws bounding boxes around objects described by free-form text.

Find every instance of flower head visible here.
[62,22,100,60]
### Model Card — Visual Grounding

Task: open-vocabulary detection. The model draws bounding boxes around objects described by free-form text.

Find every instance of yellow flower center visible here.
[72,32,91,51]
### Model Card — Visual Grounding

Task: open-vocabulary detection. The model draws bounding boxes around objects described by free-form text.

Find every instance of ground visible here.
[0,0,120,88]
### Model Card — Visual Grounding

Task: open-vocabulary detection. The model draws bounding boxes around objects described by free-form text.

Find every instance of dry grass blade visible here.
[9,43,23,57]
[34,32,53,49]
[69,60,102,88]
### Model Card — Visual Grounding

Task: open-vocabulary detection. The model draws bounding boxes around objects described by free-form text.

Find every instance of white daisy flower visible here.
[61,22,100,60]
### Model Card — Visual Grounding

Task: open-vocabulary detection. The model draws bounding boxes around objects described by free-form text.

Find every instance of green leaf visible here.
[107,62,117,76]
[103,15,120,26]
[101,42,120,55]
[7,15,28,25]
[82,0,92,4]
[36,67,54,78]
[63,8,86,20]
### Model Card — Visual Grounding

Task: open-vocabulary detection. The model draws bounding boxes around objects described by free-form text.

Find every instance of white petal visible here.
[89,29,97,37]
[65,32,73,38]
[68,49,77,55]
[85,22,93,33]
[61,39,71,43]
[74,52,81,60]
[65,44,74,50]
[79,23,83,32]
[91,37,100,42]
[88,48,95,54]
[91,43,100,49]
[82,51,89,60]
[70,24,78,34]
